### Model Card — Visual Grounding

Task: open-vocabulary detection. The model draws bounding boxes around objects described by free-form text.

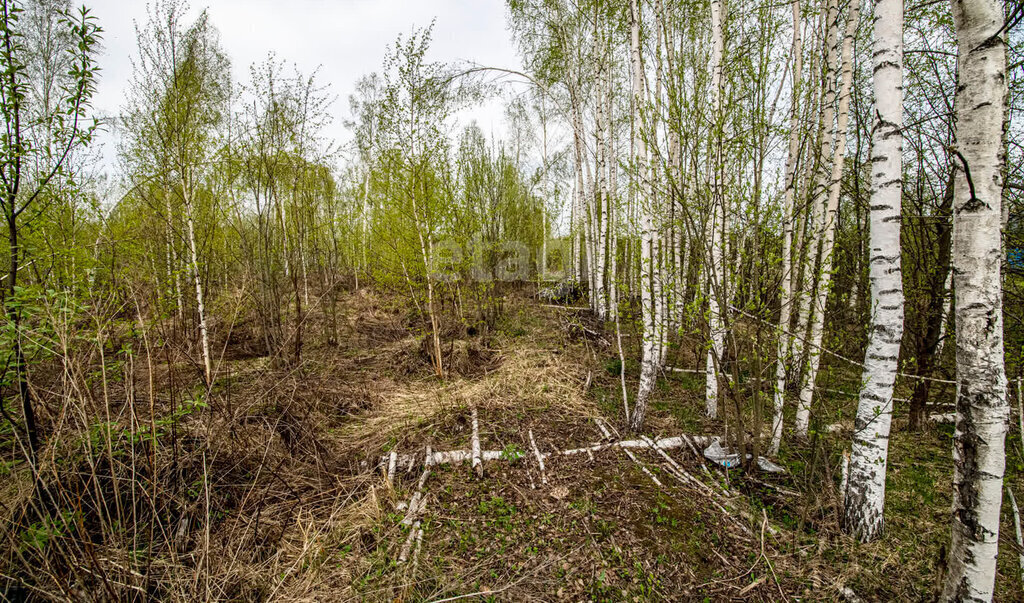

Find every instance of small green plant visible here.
[595,518,616,540]
[569,497,595,514]
[651,498,678,528]
[500,443,525,462]
[478,495,517,529]
[605,357,622,376]
[20,510,79,553]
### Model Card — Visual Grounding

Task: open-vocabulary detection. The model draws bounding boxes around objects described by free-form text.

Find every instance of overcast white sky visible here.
[86,0,525,172]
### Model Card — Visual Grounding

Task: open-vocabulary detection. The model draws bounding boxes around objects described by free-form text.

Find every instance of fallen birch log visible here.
[618,444,664,487]
[590,418,663,487]
[397,446,432,565]
[529,429,548,485]
[378,434,715,470]
[386,450,398,485]
[401,447,431,528]
[398,519,421,563]
[641,436,709,495]
[412,521,424,568]
[471,407,483,478]
[665,366,706,374]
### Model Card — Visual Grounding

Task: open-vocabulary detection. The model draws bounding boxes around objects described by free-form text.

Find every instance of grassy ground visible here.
[261,286,1023,601]
[290,288,806,601]
[3,284,1022,600]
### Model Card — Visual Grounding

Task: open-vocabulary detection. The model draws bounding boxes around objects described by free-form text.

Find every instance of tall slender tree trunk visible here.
[843,0,904,541]
[570,181,579,282]
[791,0,835,414]
[936,265,954,357]
[771,0,803,456]
[540,96,550,280]
[629,0,657,432]
[361,168,371,276]
[652,1,670,368]
[412,191,443,379]
[5,208,39,462]
[705,0,725,420]
[541,211,547,278]
[662,0,683,336]
[604,47,615,319]
[796,0,860,435]
[788,53,823,392]
[941,0,1009,598]
[182,180,212,389]
[569,77,588,288]
[594,23,609,321]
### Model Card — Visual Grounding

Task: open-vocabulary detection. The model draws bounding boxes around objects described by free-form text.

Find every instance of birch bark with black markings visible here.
[941,0,1009,598]
[843,0,904,542]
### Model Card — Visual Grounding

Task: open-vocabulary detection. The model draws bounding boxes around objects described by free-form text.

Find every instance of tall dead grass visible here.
[0,286,390,601]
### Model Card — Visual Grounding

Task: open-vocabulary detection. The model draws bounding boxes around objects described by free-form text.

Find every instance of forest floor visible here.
[204,285,1023,602]
[258,286,811,601]
[6,285,1023,601]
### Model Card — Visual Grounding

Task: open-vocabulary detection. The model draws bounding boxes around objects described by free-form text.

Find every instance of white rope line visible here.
[728,304,955,385]
[665,368,910,403]
[813,385,909,404]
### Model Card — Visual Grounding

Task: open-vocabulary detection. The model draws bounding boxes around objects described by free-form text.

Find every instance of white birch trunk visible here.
[570,79,589,289]
[629,0,658,431]
[361,168,371,274]
[770,0,804,456]
[790,0,834,418]
[603,41,615,322]
[796,0,859,435]
[663,3,682,334]
[843,0,903,541]
[652,1,670,366]
[541,211,547,279]
[936,267,953,356]
[594,28,609,320]
[705,0,725,420]
[166,194,184,323]
[182,180,212,388]
[941,0,1009,598]
[1008,487,1024,585]
[656,250,668,365]
[570,180,580,282]
[788,138,820,393]
[541,100,549,279]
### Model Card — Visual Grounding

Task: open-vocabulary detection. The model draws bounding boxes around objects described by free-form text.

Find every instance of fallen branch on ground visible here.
[377,434,716,470]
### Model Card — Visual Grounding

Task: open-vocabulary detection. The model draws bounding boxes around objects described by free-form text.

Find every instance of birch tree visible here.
[629,0,658,432]
[795,0,861,435]
[122,0,229,388]
[843,0,904,542]
[705,0,726,420]
[941,0,1009,598]
[771,0,804,455]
